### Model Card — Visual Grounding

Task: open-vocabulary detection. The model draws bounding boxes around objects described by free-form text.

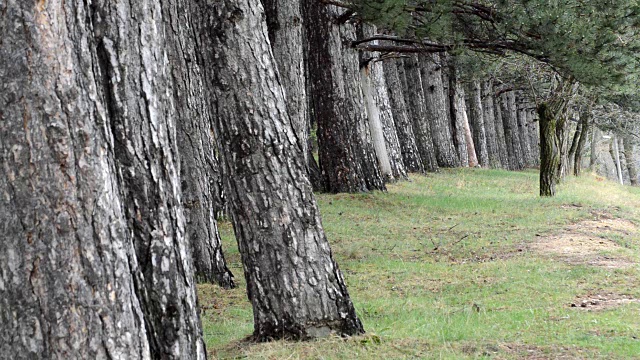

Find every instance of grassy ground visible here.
[199,169,640,359]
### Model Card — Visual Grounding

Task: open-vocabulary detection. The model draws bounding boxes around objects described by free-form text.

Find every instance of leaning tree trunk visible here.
[468,81,489,167]
[1,1,205,358]
[611,135,624,185]
[567,121,582,175]
[455,85,478,167]
[420,54,460,168]
[623,136,638,186]
[384,59,425,173]
[172,2,234,287]
[304,3,385,192]
[404,56,439,172]
[262,0,309,163]
[206,0,364,341]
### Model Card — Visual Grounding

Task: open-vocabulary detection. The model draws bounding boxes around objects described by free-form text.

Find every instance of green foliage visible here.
[352,0,640,92]
[201,169,640,359]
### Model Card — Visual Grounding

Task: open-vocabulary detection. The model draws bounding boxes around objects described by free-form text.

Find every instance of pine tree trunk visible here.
[480,82,502,168]
[516,99,533,168]
[420,54,460,168]
[490,87,510,169]
[500,91,525,170]
[384,60,425,173]
[206,0,364,341]
[567,122,582,175]
[539,103,561,196]
[172,1,234,287]
[468,81,489,167]
[623,137,638,186]
[403,56,439,172]
[527,110,540,167]
[304,4,385,192]
[573,112,590,176]
[611,135,624,185]
[1,1,205,358]
[451,83,470,167]
[262,0,309,163]
[589,127,601,171]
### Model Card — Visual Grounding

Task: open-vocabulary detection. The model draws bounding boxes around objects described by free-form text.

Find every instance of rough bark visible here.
[403,56,439,172]
[205,0,364,341]
[419,54,460,168]
[171,0,234,287]
[262,0,309,163]
[516,99,533,168]
[385,59,424,173]
[539,103,561,196]
[1,1,205,358]
[455,85,478,167]
[491,88,510,169]
[481,81,502,168]
[527,110,540,167]
[447,65,469,167]
[304,4,385,192]
[589,126,601,171]
[467,81,489,167]
[623,137,638,186]
[499,91,525,170]
[567,122,582,174]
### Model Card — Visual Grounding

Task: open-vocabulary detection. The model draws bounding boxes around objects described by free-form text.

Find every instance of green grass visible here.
[200,169,640,359]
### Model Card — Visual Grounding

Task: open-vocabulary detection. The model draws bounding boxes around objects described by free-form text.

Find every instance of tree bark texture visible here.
[419,54,460,168]
[589,126,601,171]
[455,85,477,167]
[171,0,234,287]
[467,81,489,167]
[403,56,439,172]
[611,136,624,185]
[447,66,469,167]
[1,1,205,358]
[205,0,364,341]
[527,110,540,167]
[623,137,638,186]
[304,4,385,193]
[262,0,309,163]
[385,59,424,173]
[358,25,406,181]
[538,103,561,196]
[499,91,525,170]
[480,81,502,168]
[567,122,582,174]
[516,100,533,168]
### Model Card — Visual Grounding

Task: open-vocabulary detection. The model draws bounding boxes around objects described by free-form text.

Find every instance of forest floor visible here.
[199,169,640,359]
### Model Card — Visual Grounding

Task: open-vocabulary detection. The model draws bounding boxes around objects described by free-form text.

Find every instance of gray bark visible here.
[446,62,469,167]
[304,4,385,192]
[420,54,460,168]
[262,0,309,163]
[1,1,205,358]
[622,137,638,186]
[387,60,425,173]
[527,110,540,167]
[455,85,477,167]
[206,0,364,340]
[468,81,489,167]
[481,81,502,168]
[611,135,624,185]
[403,56,439,172]
[172,0,234,287]
[499,91,525,170]
[516,100,533,168]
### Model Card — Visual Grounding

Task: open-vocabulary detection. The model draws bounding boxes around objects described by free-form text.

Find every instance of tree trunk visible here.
[611,135,624,185]
[573,110,590,177]
[538,103,561,196]
[384,60,425,173]
[262,0,309,163]
[516,99,533,168]
[304,4,385,193]
[172,1,234,287]
[359,25,407,181]
[206,0,364,341]
[589,127,601,171]
[468,81,489,167]
[527,110,540,167]
[455,85,478,167]
[567,122,582,175]
[500,91,525,170]
[489,85,510,168]
[420,54,460,168]
[623,137,638,186]
[403,56,439,172]
[1,1,205,358]
[451,83,470,167]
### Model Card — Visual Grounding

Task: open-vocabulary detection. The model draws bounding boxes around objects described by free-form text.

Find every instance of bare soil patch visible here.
[569,293,640,311]
[530,216,638,268]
